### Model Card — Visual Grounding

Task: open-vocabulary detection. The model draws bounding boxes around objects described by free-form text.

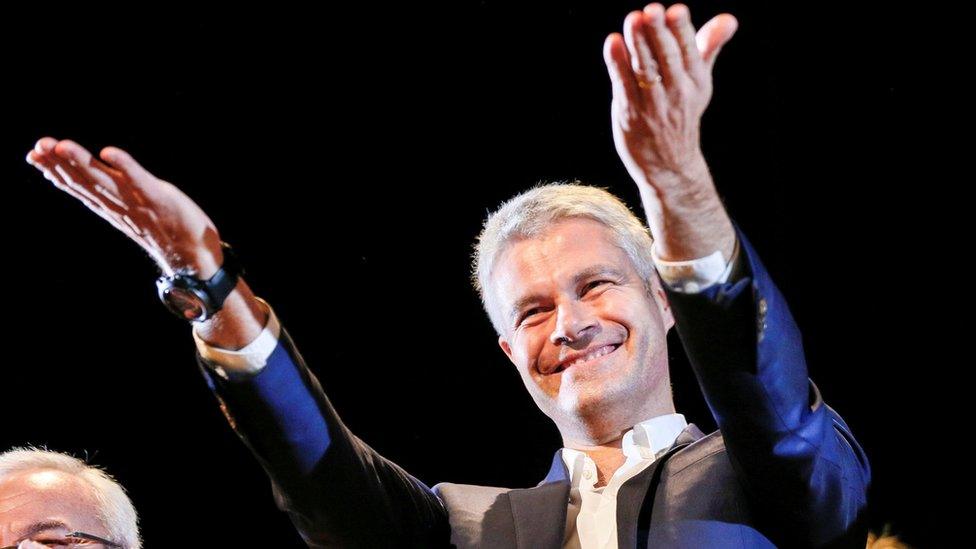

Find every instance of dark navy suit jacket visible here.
[198,226,871,548]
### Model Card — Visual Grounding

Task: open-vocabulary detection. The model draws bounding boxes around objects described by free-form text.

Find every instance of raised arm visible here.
[603,3,737,264]
[25,140,449,547]
[603,4,870,547]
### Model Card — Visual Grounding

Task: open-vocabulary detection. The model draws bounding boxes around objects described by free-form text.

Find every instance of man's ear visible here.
[498,336,517,366]
[649,276,675,331]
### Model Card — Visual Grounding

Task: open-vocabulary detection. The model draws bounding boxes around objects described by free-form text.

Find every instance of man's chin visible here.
[554,374,646,421]
[556,386,615,420]
[547,393,635,444]
[532,375,635,425]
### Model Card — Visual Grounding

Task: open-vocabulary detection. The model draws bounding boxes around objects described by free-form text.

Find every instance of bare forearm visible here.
[637,156,736,262]
[602,4,739,262]
[193,278,270,350]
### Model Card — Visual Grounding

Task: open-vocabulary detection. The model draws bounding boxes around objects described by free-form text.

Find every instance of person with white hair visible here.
[0,448,140,548]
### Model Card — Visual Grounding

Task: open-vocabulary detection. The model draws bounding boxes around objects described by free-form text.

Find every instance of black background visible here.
[2,1,952,546]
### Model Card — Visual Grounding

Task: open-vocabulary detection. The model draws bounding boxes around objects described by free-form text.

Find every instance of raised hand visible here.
[603,3,738,262]
[604,3,736,188]
[26,137,224,278]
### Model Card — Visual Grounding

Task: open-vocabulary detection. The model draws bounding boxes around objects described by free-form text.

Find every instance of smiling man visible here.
[24,3,870,547]
[461,176,871,548]
[487,208,676,454]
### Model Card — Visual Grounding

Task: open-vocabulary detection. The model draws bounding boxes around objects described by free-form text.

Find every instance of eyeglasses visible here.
[0,531,122,548]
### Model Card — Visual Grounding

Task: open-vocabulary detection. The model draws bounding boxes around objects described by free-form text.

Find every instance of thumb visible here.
[696,13,738,70]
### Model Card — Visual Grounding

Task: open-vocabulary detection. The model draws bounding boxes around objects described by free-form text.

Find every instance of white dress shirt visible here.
[192,239,739,547]
[561,413,688,548]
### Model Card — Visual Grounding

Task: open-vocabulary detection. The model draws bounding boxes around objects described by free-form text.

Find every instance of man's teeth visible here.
[563,345,616,370]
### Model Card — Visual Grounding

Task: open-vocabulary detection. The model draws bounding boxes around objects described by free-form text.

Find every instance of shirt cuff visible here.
[651,237,740,294]
[191,296,281,379]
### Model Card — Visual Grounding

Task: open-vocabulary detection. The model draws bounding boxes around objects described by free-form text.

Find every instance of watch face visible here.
[162,287,207,321]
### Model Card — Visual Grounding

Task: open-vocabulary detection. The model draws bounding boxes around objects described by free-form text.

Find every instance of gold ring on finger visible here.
[638,74,663,89]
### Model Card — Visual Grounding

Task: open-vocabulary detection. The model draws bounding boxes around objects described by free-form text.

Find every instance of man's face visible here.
[491,217,674,436]
[0,469,111,547]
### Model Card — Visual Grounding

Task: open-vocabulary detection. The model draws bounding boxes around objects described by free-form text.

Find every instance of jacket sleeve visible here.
[663,223,872,548]
[197,327,451,548]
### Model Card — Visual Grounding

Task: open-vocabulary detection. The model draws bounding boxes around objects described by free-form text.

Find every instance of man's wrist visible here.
[644,196,736,263]
[172,244,224,280]
[652,236,740,293]
[192,278,269,349]
[636,150,711,194]
[194,296,280,379]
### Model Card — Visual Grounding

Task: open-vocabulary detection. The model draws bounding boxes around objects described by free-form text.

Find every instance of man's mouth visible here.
[551,344,621,374]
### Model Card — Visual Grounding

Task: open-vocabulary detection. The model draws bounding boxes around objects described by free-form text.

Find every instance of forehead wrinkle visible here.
[15,519,71,539]
[0,471,100,526]
[0,486,33,514]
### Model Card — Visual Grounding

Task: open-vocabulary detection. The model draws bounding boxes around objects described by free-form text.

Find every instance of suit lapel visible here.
[508,451,571,549]
[615,423,706,548]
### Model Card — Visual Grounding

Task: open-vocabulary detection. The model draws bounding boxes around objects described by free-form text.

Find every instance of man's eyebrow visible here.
[571,264,627,285]
[507,264,626,321]
[15,519,70,538]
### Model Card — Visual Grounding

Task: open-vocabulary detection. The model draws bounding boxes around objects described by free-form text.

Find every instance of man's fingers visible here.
[99,146,147,179]
[99,145,164,207]
[54,139,124,182]
[604,33,648,120]
[622,11,665,113]
[53,139,94,166]
[53,141,119,185]
[26,149,44,167]
[32,141,133,226]
[34,151,159,250]
[665,4,707,88]
[623,11,657,79]
[35,155,135,238]
[28,144,84,197]
[52,163,120,212]
[51,153,122,209]
[604,32,642,107]
[696,13,738,70]
[34,136,58,155]
[38,162,103,211]
[26,139,170,259]
[52,140,131,208]
[642,3,689,90]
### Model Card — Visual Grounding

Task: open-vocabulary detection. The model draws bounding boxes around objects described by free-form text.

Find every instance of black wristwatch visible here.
[156,242,244,322]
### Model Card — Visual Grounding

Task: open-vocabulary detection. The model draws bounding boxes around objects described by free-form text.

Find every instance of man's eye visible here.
[519,308,541,323]
[584,280,611,293]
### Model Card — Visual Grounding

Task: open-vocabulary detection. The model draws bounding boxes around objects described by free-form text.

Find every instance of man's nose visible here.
[550,300,597,346]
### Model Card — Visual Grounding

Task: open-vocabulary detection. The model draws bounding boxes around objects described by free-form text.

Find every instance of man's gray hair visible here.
[0,447,141,549]
[472,182,656,335]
